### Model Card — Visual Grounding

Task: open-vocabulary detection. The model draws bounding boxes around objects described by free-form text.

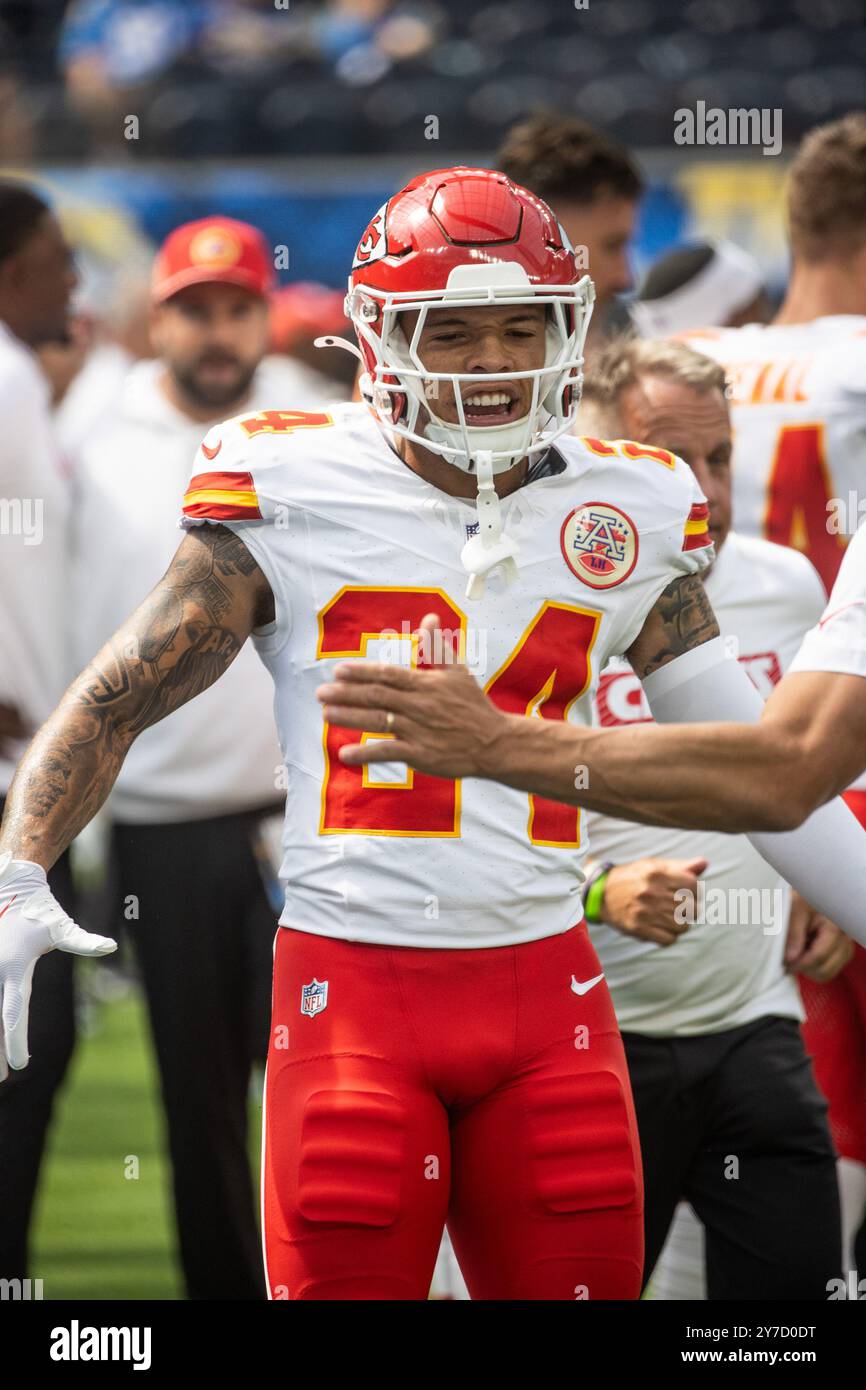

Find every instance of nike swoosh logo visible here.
[0,895,18,921]
[201,439,222,460]
[571,972,604,996]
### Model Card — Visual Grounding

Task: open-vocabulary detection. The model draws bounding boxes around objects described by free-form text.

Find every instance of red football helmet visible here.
[343,166,595,477]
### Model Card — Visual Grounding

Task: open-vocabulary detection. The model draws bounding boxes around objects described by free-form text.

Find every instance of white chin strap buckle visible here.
[460,451,519,601]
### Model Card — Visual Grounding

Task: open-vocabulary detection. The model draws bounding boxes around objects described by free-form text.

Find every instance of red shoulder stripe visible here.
[683,530,713,552]
[186,470,257,493]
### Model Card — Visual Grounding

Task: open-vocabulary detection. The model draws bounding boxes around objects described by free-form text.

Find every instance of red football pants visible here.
[800,791,866,1165]
[262,922,644,1300]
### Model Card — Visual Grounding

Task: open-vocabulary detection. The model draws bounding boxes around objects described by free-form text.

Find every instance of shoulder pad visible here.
[182,407,338,524]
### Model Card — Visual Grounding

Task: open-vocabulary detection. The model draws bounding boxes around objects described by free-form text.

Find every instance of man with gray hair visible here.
[577,335,849,1298]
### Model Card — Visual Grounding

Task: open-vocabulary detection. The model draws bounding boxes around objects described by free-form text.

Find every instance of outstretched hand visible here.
[0,852,117,1080]
[316,613,510,781]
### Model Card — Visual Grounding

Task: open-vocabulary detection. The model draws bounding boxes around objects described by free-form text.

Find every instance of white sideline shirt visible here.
[72,355,338,823]
[0,321,71,795]
[587,533,826,1035]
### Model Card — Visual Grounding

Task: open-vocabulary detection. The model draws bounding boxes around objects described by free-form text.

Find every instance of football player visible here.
[676,111,866,1272]
[496,112,643,349]
[1,166,863,1300]
[678,113,866,596]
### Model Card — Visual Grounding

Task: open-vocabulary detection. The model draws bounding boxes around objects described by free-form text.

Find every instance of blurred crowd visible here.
[0,0,864,160]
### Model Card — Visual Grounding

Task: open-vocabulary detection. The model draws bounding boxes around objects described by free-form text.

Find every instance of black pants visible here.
[113,804,280,1301]
[0,795,76,1281]
[623,1016,842,1300]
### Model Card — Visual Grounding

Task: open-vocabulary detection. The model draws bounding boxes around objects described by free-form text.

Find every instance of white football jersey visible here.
[587,532,825,1035]
[791,518,866,684]
[180,402,711,949]
[682,316,866,593]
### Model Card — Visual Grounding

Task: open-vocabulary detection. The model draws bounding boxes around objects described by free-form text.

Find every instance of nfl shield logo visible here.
[300,978,329,1017]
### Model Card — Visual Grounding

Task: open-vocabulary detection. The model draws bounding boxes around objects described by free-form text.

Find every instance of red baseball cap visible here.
[269,282,348,352]
[152,216,275,303]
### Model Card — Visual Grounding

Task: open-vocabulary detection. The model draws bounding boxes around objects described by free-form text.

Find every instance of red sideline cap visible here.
[270,282,348,352]
[152,216,275,302]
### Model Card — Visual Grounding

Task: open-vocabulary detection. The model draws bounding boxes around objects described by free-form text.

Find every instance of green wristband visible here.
[584,869,611,925]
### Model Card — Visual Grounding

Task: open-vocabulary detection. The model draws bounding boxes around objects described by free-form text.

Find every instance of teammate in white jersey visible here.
[680,113,866,597]
[579,336,849,1301]
[2,165,865,1301]
[682,311,866,594]
[679,112,866,1261]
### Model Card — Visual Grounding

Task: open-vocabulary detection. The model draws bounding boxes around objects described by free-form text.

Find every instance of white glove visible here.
[0,849,117,1080]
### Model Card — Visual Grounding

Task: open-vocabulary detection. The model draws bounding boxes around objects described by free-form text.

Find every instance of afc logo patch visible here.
[300,978,329,1017]
[560,502,639,589]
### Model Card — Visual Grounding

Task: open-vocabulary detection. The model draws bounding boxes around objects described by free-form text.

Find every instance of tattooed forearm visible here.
[626,573,720,681]
[0,525,271,869]
[121,626,241,736]
[6,707,129,852]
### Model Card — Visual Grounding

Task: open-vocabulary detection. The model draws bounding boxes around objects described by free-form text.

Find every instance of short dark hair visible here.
[787,112,866,261]
[496,112,643,207]
[0,181,50,264]
[636,243,715,302]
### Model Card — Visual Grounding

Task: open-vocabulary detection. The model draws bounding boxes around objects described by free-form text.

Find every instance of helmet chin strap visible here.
[319,343,526,600]
[460,450,520,601]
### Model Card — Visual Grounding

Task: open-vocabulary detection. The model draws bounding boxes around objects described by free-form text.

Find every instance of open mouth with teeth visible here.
[458,385,523,427]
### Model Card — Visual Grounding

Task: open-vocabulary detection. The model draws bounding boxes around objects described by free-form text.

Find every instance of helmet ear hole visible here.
[372,377,406,425]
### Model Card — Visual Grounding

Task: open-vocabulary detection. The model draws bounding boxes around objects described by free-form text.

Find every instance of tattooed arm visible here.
[0,525,274,870]
[469,574,813,828]
[482,574,753,826]
[623,573,719,681]
[471,576,835,829]
[319,583,819,831]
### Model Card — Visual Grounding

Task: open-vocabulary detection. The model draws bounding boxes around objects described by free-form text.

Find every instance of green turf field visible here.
[30,976,263,1300]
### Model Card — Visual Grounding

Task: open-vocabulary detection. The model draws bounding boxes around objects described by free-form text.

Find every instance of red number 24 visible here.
[317,587,601,847]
